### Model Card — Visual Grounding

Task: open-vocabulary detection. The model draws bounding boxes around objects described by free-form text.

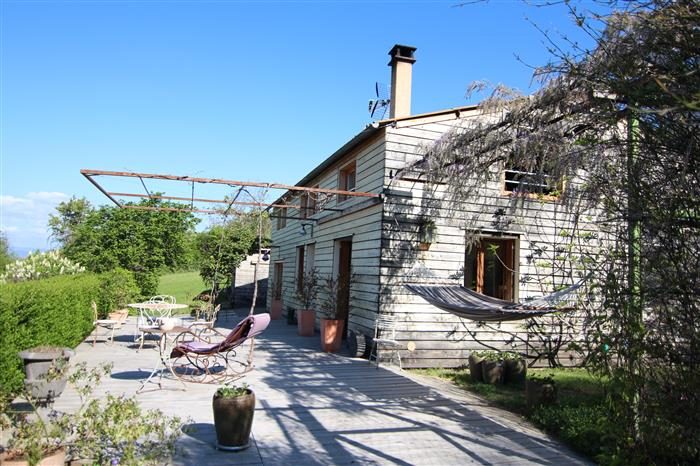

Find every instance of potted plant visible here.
[480,350,504,384]
[1,362,183,466]
[502,351,527,385]
[468,351,486,383]
[295,268,319,337]
[526,373,557,409]
[18,346,75,404]
[318,273,352,353]
[212,383,256,451]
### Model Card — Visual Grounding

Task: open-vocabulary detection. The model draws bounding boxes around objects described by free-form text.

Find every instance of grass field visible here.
[412,367,609,461]
[157,271,207,311]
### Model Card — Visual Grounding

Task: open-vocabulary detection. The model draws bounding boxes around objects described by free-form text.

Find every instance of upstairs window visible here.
[300,186,319,219]
[503,154,560,196]
[338,161,356,203]
[276,207,287,230]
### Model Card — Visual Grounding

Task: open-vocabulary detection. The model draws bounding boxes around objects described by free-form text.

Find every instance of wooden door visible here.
[337,239,352,338]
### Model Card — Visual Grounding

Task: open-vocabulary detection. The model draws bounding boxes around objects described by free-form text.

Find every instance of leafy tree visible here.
[420,1,698,462]
[0,233,14,270]
[48,197,93,248]
[63,198,198,295]
[197,214,261,298]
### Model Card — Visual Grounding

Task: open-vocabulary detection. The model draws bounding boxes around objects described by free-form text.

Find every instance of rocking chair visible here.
[169,313,270,384]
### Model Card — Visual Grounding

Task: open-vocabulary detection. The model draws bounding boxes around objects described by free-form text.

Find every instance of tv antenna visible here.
[368,82,390,120]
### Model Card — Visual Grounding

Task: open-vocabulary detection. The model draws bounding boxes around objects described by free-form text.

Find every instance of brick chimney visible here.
[388,44,417,119]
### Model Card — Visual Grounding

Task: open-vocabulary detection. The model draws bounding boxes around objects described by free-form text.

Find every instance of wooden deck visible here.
[55,309,591,465]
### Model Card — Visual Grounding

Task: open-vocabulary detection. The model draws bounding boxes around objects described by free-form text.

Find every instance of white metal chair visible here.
[189,304,221,341]
[369,314,402,369]
[91,301,119,346]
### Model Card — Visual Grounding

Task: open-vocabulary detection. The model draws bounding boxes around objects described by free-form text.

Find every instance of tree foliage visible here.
[197,213,261,296]
[61,198,198,296]
[420,1,699,462]
[0,232,15,271]
[48,197,93,248]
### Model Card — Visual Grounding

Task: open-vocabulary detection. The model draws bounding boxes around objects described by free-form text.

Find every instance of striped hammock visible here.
[405,280,584,322]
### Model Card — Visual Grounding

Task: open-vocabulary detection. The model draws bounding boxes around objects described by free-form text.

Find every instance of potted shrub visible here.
[502,352,527,385]
[468,351,486,383]
[526,373,557,409]
[295,268,319,337]
[212,383,256,451]
[1,362,183,466]
[480,350,504,384]
[318,273,353,353]
[18,346,75,404]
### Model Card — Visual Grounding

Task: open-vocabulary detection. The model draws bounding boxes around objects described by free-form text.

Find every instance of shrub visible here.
[0,250,85,284]
[0,271,137,398]
[97,268,140,316]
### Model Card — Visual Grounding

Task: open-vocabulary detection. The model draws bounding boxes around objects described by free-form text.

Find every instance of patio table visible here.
[128,302,189,349]
[136,325,190,393]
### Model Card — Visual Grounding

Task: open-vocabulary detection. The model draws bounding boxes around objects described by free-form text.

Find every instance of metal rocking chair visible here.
[169,313,271,384]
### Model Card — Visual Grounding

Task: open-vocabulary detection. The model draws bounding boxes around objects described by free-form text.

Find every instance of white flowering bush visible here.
[0,250,85,284]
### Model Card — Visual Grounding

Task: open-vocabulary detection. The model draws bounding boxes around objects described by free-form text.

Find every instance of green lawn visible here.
[412,367,610,461]
[157,271,207,313]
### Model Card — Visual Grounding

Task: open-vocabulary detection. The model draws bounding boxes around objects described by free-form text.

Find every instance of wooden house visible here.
[268,45,598,368]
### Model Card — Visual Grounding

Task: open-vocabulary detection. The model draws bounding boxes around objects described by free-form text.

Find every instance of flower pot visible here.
[320,318,344,353]
[270,299,283,320]
[468,353,485,383]
[212,389,256,451]
[0,447,66,466]
[504,358,527,385]
[297,309,315,336]
[18,347,75,402]
[481,360,504,385]
[526,379,557,409]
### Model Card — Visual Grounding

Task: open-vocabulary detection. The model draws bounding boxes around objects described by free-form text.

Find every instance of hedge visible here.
[0,274,102,397]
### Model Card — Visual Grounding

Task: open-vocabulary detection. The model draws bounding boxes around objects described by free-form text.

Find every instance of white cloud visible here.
[0,192,71,253]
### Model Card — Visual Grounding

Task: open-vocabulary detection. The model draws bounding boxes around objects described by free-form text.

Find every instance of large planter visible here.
[0,447,66,466]
[468,353,485,383]
[18,347,75,403]
[504,358,527,385]
[270,299,283,320]
[320,318,345,353]
[526,379,557,409]
[212,389,256,451]
[481,360,504,385]
[297,309,315,336]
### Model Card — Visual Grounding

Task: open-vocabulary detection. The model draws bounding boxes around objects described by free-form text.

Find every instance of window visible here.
[503,154,560,196]
[465,237,517,302]
[305,243,315,270]
[338,161,357,203]
[300,187,319,219]
[276,207,287,230]
[296,246,305,292]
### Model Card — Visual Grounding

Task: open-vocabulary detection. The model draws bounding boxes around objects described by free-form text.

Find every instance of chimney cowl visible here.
[387,44,417,66]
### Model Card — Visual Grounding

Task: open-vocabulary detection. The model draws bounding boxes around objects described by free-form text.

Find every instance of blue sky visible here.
[0,0,598,255]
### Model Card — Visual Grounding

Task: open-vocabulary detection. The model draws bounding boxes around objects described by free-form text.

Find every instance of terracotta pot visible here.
[320,318,344,353]
[468,354,485,383]
[270,299,283,320]
[212,389,256,451]
[526,379,557,409]
[0,447,66,466]
[297,309,315,336]
[481,360,504,385]
[504,358,527,385]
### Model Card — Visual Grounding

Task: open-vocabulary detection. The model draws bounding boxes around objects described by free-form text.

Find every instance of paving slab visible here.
[54,308,591,465]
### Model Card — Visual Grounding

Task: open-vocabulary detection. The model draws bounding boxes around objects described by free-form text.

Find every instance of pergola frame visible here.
[80,169,381,218]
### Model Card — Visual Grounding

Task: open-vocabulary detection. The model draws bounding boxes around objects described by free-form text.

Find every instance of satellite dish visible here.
[368,82,390,120]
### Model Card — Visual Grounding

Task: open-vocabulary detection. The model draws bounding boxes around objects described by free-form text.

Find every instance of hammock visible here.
[405,280,584,322]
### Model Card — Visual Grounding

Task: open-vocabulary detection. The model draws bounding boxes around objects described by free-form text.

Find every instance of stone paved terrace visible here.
[55,308,591,465]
